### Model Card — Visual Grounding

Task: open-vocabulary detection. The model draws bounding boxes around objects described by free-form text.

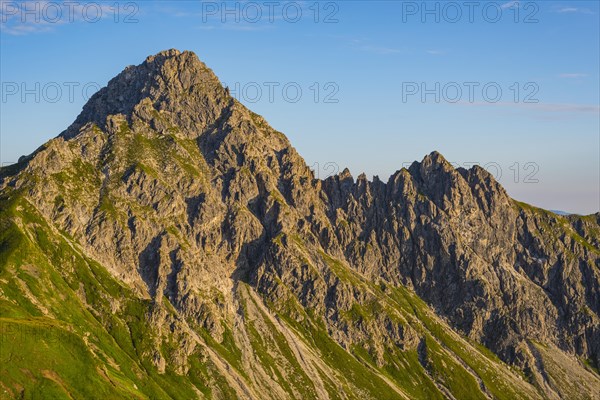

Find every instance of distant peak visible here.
[416,151,453,173]
[340,168,353,179]
[424,151,449,165]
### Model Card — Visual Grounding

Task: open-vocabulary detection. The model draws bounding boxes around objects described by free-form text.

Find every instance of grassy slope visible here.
[0,192,225,399]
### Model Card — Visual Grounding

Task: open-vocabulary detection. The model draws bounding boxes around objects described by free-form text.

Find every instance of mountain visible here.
[1,49,599,400]
[550,210,573,216]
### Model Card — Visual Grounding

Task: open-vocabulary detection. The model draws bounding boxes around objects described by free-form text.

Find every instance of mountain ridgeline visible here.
[1,49,599,399]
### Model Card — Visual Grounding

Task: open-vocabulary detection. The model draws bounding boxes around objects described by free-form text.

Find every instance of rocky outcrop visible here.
[1,49,598,399]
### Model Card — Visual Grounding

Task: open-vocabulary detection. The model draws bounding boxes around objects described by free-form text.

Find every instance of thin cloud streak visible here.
[501,1,520,9]
[553,6,595,14]
[457,101,600,114]
[358,45,403,55]
[426,49,448,56]
[558,73,588,79]
[0,0,131,36]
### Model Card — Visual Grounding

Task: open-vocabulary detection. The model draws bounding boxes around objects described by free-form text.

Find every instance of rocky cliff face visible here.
[1,49,599,400]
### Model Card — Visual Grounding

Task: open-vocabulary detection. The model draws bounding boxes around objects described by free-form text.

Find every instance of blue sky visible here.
[1,0,599,214]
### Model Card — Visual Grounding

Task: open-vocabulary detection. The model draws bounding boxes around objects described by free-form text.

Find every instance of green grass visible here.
[0,191,229,399]
[384,285,536,400]
[241,286,318,399]
[0,317,146,400]
[515,200,600,260]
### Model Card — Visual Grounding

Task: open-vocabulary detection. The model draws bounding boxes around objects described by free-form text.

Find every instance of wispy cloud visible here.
[196,24,273,32]
[501,1,520,9]
[338,36,404,55]
[359,45,403,55]
[558,73,588,79]
[171,11,197,18]
[458,101,600,114]
[426,49,448,56]
[1,19,56,35]
[553,6,595,14]
[520,103,599,113]
[0,0,132,36]
[1,0,58,35]
[159,0,319,25]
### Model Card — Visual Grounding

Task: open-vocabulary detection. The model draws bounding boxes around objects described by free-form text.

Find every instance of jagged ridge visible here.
[1,49,599,400]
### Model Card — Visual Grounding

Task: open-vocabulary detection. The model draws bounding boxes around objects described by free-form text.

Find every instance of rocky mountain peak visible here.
[63,49,229,139]
[144,48,184,63]
[409,151,453,177]
[1,50,599,399]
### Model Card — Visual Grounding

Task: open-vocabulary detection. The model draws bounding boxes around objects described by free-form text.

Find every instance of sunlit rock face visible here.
[1,49,598,399]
